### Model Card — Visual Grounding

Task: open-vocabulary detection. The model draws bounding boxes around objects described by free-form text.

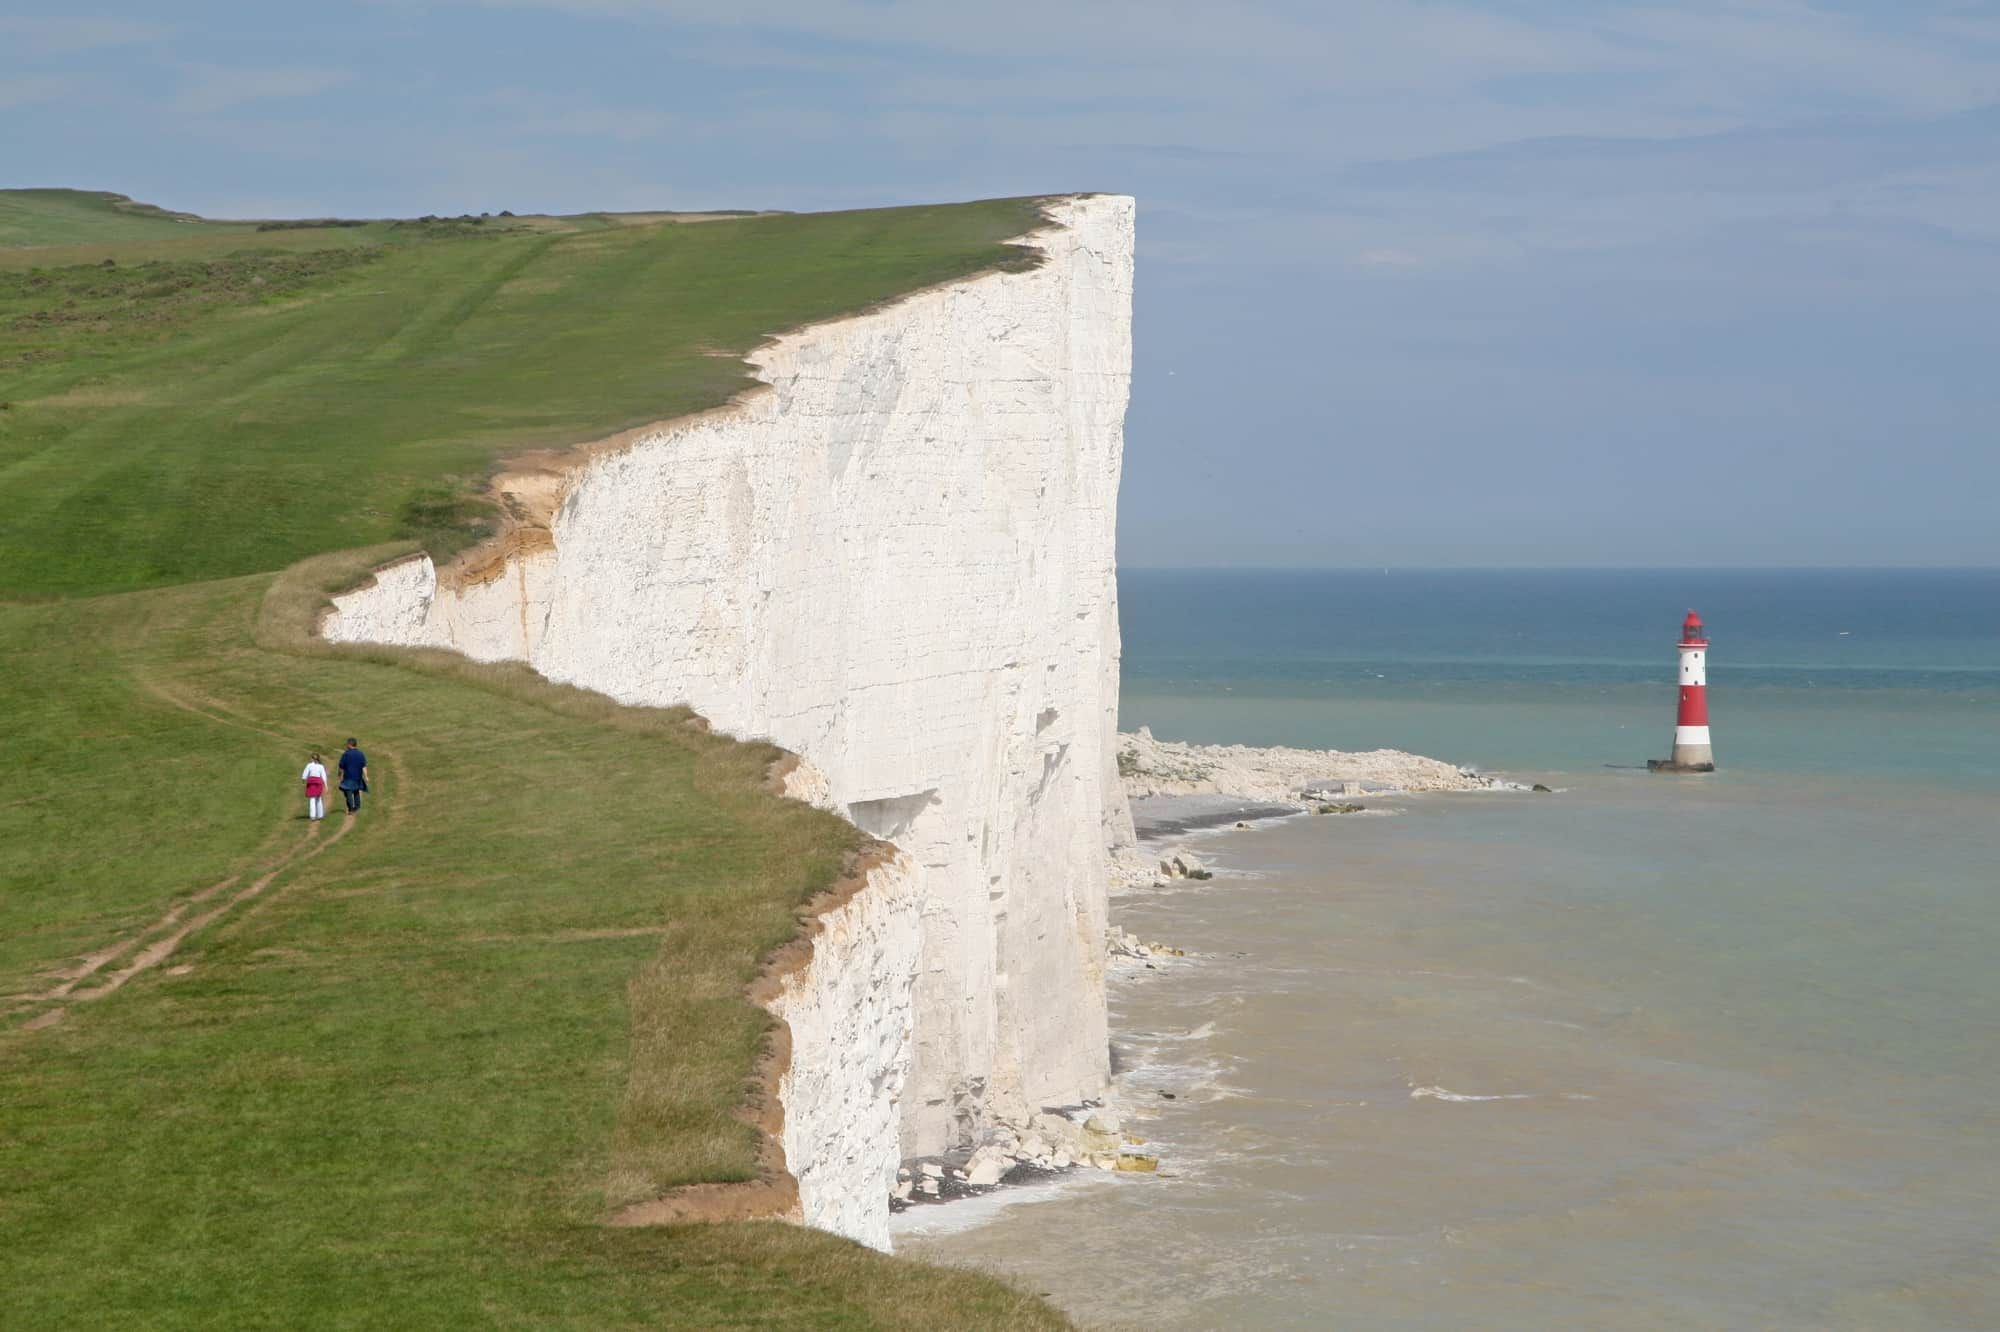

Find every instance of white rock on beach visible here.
[1117,725,1495,801]
[965,1147,1009,1187]
[1029,1112,1072,1142]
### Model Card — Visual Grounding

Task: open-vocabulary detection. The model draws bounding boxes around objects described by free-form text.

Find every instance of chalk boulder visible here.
[1160,849,1212,880]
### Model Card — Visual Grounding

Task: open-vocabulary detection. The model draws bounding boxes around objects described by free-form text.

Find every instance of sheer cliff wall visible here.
[322,194,1134,1247]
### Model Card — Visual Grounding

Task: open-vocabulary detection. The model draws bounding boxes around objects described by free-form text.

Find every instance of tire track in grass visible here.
[12,817,352,1029]
[11,652,391,1030]
[10,873,242,1001]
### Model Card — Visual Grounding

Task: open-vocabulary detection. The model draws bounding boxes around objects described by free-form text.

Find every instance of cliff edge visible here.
[321,194,1136,1249]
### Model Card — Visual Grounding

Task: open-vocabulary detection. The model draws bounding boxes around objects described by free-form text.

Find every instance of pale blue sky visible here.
[7,2,1999,566]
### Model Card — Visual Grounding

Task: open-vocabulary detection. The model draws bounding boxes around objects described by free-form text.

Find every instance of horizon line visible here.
[1116,564,2000,574]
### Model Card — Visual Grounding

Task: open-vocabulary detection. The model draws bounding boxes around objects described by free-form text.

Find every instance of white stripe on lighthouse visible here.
[1675,725,1711,746]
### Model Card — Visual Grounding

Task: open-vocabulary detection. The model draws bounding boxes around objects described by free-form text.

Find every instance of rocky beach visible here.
[1117,726,1502,801]
[1109,726,1511,886]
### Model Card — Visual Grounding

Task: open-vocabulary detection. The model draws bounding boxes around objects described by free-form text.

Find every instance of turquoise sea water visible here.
[904,570,2000,1329]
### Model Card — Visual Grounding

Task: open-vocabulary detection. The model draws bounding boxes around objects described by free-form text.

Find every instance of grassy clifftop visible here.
[0,188,222,247]
[1,189,1043,598]
[0,189,1068,1328]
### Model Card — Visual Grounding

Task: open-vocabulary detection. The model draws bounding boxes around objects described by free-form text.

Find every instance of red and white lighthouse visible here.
[1648,609,1715,772]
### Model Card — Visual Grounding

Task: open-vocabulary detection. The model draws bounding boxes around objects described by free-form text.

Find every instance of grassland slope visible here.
[0,189,1070,1327]
[1,189,1043,598]
[0,189,224,248]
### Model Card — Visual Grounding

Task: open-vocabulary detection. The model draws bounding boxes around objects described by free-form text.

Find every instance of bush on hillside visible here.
[395,482,497,558]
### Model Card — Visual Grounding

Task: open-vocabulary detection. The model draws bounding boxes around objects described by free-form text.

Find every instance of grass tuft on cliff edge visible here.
[0,188,1069,1328]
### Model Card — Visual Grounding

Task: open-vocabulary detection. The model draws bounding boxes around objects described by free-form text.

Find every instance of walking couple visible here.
[301,739,368,821]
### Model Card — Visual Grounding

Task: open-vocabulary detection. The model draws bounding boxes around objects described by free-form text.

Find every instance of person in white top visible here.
[302,752,329,822]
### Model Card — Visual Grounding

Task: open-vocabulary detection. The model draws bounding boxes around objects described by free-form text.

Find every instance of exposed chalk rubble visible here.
[889,1099,1163,1207]
[1118,726,1501,801]
[1107,928,1185,960]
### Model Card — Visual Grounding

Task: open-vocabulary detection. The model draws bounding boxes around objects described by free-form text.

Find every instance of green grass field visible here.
[1,192,1041,597]
[0,191,1067,1328]
[0,189,252,248]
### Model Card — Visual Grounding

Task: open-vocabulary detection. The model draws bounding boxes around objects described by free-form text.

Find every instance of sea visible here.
[899,569,2000,1330]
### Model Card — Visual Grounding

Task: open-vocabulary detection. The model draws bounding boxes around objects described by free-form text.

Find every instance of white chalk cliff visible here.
[322,194,1135,1250]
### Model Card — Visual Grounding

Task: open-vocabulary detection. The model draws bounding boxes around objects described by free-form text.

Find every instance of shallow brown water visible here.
[899,775,2000,1329]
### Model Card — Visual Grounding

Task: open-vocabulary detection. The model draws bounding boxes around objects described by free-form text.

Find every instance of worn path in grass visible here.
[11,816,352,1029]
[2,191,1073,1327]
[0,565,1069,1328]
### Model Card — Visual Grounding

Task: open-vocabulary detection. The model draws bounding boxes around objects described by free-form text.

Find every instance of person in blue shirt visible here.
[337,738,369,815]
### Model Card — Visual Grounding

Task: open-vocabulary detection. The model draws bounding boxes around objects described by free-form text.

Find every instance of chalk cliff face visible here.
[765,851,921,1251]
[323,194,1134,1248]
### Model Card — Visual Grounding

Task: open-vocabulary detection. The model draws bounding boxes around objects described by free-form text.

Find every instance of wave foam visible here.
[1409,1084,1537,1103]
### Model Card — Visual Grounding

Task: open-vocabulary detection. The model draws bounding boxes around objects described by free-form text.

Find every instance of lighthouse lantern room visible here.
[1647,609,1715,773]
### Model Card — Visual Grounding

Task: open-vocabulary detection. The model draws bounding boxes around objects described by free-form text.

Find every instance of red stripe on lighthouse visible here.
[1677,684,1708,727]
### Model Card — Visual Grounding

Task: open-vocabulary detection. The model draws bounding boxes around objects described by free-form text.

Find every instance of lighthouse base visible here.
[1648,742,1715,773]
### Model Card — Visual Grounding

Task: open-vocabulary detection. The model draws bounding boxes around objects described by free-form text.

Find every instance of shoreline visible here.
[1131,796,1304,841]
[893,728,1511,1238]
[1112,728,1521,893]
[896,748,1512,1307]
[1118,725,1510,802]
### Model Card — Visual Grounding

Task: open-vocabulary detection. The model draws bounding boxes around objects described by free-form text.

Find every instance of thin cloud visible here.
[472,88,681,142]
[383,0,2000,127]
[0,73,80,110]
[1344,107,2000,198]
[1353,248,1425,271]
[0,16,162,54]
[173,65,355,115]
